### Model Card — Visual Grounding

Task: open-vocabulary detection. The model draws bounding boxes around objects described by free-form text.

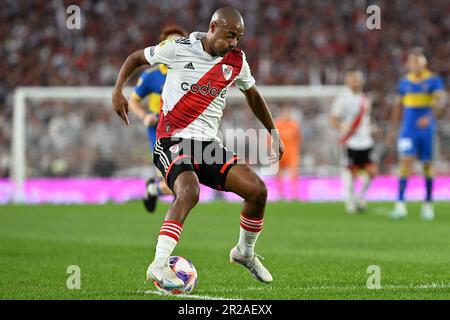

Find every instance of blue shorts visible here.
[147,125,157,152]
[398,130,434,162]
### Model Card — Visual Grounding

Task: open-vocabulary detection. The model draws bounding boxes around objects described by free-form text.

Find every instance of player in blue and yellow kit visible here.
[129,25,188,213]
[388,47,447,220]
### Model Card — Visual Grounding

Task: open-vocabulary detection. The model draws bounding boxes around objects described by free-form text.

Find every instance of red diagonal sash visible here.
[157,50,243,138]
[340,96,368,144]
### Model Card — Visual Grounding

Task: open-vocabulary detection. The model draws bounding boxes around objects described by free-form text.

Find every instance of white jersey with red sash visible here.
[331,88,374,150]
[144,32,255,142]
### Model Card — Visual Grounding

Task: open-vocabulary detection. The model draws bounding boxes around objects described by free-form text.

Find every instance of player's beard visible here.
[220,49,231,56]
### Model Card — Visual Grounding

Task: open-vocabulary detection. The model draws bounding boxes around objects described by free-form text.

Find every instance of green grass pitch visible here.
[1,201,450,300]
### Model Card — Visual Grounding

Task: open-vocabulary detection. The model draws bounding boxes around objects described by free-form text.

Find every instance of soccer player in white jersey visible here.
[330,70,378,214]
[112,7,284,289]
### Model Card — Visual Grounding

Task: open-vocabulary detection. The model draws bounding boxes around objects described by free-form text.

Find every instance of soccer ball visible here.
[154,256,198,294]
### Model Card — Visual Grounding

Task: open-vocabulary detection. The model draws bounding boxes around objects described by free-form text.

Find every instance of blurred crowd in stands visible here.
[1,0,449,178]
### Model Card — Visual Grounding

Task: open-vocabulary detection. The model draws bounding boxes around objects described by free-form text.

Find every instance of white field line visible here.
[139,282,450,299]
[140,289,238,300]
[203,282,450,293]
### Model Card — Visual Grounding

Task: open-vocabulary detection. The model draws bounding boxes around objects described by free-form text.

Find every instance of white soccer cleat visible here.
[355,197,367,213]
[389,202,408,220]
[146,262,184,289]
[345,200,357,215]
[420,203,435,221]
[229,246,273,283]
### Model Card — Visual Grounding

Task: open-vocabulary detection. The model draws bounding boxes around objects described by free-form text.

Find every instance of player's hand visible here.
[338,124,350,145]
[143,113,158,127]
[277,138,285,160]
[385,129,397,144]
[416,116,431,128]
[268,130,285,162]
[112,89,130,125]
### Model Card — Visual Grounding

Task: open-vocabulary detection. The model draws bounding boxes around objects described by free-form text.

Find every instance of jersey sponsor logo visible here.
[184,62,195,70]
[181,82,227,98]
[222,64,233,80]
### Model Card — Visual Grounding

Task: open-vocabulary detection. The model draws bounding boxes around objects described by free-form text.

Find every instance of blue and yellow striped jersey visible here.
[131,64,168,114]
[397,69,444,132]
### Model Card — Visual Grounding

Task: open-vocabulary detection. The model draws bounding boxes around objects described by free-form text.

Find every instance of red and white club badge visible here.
[169,144,180,154]
[222,64,233,81]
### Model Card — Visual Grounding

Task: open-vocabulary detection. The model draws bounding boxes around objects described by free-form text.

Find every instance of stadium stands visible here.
[1,0,449,177]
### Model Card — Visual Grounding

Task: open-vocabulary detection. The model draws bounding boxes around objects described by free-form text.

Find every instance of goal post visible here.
[11,85,346,203]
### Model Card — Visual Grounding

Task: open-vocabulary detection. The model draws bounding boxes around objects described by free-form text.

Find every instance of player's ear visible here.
[210,21,217,33]
[419,55,427,67]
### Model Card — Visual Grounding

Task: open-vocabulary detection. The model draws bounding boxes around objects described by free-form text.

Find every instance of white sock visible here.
[238,228,260,257]
[342,169,354,205]
[153,220,182,266]
[358,173,372,200]
[154,235,177,266]
[238,214,263,258]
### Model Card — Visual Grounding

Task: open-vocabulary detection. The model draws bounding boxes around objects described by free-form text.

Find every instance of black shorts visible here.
[153,138,240,191]
[346,147,373,168]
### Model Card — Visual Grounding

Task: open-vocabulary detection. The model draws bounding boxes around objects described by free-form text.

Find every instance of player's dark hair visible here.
[345,68,365,79]
[346,68,363,74]
[408,46,426,57]
[159,25,188,42]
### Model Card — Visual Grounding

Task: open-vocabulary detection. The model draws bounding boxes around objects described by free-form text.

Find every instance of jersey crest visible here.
[222,64,233,80]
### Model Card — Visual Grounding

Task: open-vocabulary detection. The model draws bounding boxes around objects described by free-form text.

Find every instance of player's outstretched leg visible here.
[342,168,356,214]
[420,162,434,220]
[147,172,200,288]
[144,178,173,213]
[224,164,273,283]
[390,156,412,220]
[355,163,378,213]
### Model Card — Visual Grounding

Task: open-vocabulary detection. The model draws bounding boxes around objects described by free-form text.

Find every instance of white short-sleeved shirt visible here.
[143,32,255,141]
[330,88,374,150]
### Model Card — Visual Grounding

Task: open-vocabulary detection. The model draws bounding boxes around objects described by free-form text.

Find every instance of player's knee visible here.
[367,164,378,177]
[246,178,267,206]
[175,185,200,209]
[349,167,359,178]
[400,157,413,166]
[370,168,378,178]
[399,158,412,177]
